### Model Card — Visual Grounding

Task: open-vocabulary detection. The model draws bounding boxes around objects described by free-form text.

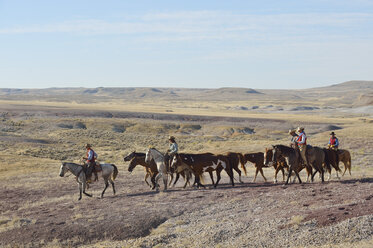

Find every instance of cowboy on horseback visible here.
[288,129,298,148]
[82,144,98,183]
[296,127,309,167]
[328,132,339,151]
[165,136,178,170]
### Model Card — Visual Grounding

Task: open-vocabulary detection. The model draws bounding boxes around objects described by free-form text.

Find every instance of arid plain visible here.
[0,81,373,247]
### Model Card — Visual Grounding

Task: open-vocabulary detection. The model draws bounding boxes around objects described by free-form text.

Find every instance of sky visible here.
[0,0,373,89]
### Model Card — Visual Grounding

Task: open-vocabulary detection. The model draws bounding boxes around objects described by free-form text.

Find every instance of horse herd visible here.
[59,144,352,200]
[125,145,352,191]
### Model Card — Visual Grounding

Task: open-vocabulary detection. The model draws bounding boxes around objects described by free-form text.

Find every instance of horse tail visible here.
[112,164,119,180]
[238,153,247,176]
[323,149,331,173]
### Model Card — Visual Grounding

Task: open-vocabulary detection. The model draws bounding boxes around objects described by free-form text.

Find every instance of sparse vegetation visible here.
[0,83,373,247]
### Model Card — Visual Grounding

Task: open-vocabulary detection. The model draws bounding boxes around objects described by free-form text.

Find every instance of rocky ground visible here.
[1,166,372,247]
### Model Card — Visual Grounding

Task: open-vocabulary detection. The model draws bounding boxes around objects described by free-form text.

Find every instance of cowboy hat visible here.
[168,136,175,141]
[85,144,92,148]
[297,127,304,132]
[288,129,296,134]
[330,132,336,135]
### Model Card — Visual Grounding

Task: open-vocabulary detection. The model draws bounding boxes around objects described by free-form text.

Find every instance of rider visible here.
[83,144,98,183]
[166,136,178,169]
[288,129,298,148]
[296,127,309,167]
[328,132,339,151]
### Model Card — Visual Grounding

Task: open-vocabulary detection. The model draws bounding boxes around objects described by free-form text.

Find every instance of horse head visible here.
[59,162,68,177]
[145,148,152,164]
[128,158,137,173]
[170,154,181,171]
[124,151,136,162]
[272,145,281,163]
[264,148,273,166]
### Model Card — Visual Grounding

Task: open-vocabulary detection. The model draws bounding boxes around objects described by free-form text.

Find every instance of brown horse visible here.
[224,152,246,183]
[323,148,341,180]
[124,151,158,189]
[264,148,289,183]
[338,149,352,176]
[241,152,267,182]
[171,153,234,188]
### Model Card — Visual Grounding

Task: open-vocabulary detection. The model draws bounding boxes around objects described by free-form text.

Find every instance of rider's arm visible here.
[87,150,93,160]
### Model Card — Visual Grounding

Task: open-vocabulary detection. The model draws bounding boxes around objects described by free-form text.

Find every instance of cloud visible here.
[0,10,372,44]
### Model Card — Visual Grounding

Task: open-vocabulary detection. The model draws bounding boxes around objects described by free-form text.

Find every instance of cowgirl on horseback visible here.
[82,144,98,183]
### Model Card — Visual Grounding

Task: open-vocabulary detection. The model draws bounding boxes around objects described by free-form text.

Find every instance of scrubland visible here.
[0,83,373,247]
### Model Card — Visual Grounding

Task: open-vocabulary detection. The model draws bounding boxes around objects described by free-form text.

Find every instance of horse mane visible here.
[274,144,294,153]
[150,147,163,155]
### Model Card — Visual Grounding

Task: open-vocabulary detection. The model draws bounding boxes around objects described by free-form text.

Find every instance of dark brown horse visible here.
[171,153,234,188]
[241,152,267,182]
[124,151,158,189]
[272,145,303,184]
[224,152,246,183]
[264,148,289,183]
[323,148,341,180]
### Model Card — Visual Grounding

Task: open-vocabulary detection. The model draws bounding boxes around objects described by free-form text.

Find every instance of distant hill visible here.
[0,81,372,106]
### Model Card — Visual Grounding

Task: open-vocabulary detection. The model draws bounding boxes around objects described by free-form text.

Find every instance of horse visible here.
[241,152,267,182]
[124,151,158,189]
[338,149,352,176]
[59,162,118,200]
[306,145,326,182]
[145,148,169,191]
[224,152,245,183]
[323,148,341,180]
[171,153,234,188]
[272,145,303,184]
[264,148,289,183]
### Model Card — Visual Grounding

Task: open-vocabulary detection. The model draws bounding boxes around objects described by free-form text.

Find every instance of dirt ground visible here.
[1,165,372,247]
[0,102,372,247]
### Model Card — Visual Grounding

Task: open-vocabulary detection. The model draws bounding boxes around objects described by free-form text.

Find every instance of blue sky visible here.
[0,0,372,89]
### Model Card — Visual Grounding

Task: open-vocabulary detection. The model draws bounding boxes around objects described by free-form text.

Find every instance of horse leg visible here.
[224,166,235,187]
[214,169,222,188]
[151,173,157,189]
[101,178,109,198]
[342,163,347,176]
[285,167,293,185]
[168,173,174,187]
[209,171,215,185]
[173,173,180,187]
[311,170,318,182]
[306,165,312,183]
[294,170,302,184]
[154,173,162,191]
[183,171,191,189]
[281,168,286,182]
[109,178,116,195]
[82,178,92,197]
[195,174,205,189]
[144,173,151,188]
[348,160,352,175]
[78,183,83,201]
[253,168,259,182]
[274,167,279,183]
[259,168,267,182]
[162,172,168,191]
[233,167,243,183]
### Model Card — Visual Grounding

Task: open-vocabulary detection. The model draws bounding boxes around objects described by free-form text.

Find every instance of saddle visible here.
[94,162,102,172]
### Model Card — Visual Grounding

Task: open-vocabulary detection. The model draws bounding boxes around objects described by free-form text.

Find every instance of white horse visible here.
[145,148,168,191]
[59,162,118,200]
